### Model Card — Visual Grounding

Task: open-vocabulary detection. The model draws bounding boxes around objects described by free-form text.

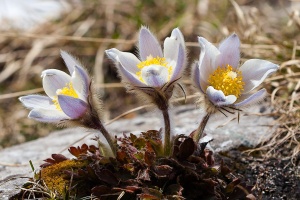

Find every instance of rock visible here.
[0,103,276,199]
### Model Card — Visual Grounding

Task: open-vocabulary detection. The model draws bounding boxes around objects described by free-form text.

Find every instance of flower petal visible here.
[239,59,279,93]
[105,48,140,73]
[234,89,267,107]
[58,95,88,119]
[42,69,71,98]
[206,86,237,106]
[217,33,240,69]
[141,65,169,87]
[139,27,163,60]
[163,28,185,62]
[169,44,185,82]
[19,95,55,109]
[198,37,220,82]
[28,108,68,122]
[72,65,90,100]
[60,50,83,75]
[116,62,146,87]
[192,62,206,93]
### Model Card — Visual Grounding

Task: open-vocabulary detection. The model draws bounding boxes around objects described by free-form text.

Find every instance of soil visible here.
[218,147,300,200]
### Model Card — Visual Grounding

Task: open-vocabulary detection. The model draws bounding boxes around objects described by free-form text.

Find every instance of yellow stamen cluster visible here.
[136,56,173,83]
[208,65,244,97]
[52,83,79,110]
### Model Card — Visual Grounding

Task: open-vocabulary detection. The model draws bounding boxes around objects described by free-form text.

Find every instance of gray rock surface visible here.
[0,104,276,199]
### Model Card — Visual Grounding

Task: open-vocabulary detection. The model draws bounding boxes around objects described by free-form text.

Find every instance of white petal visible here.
[163,28,185,62]
[141,65,169,87]
[28,108,69,123]
[139,27,163,60]
[169,44,185,83]
[60,50,83,74]
[239,59,279,93]
[191,62,206,93]
[198,37,220,82]
[71,65,90,100]
[42,69,71,98]
[116,62,146,87]
[105,48,140,73]
[217,33,240,69]
[19,95,56,110]
[206,86,237,106]
[105,48,119,62]
[234,89,267,107]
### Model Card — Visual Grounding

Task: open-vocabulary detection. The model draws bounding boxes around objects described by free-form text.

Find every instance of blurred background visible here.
[0,0,299,158]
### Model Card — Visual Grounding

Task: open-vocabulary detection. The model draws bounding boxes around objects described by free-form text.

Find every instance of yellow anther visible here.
[208,65,244,97]
[52,83,79,110]
[136,56,172,83]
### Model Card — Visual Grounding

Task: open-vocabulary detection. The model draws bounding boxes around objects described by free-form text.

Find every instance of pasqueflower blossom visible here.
[192,34,279,109]
[105,27,186,90]
[19,51,90,122]
[106,27,186,156]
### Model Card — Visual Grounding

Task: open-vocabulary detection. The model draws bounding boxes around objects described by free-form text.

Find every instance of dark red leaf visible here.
[153,165,173,177]
[95,169,120,186]
[137,168,150,181]
[68,146,81,157]
[91,185,112,197]
[178,137,196,160]
[51,154,68,162]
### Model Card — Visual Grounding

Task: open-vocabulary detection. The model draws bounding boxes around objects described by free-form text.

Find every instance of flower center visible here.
[136,56,172,83]
[52,83,79,110]
[208,65,244,97]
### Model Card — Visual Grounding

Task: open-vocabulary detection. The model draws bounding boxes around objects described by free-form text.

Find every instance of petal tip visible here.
[105,48,119,61]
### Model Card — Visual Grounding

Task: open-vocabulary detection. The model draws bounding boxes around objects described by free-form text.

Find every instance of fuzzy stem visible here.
[162,108,171,156]
[97,122,116,157]
[193,113,211,144]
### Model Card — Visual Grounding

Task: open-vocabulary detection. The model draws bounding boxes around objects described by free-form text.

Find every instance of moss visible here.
[40,159,87,196]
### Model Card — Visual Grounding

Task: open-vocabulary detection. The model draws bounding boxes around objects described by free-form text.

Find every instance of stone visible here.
[0,103,276,199]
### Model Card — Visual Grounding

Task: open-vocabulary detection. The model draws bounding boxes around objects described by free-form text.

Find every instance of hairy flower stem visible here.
[96,121,116,157]
[193,113,211,143]
[162,109,171,156]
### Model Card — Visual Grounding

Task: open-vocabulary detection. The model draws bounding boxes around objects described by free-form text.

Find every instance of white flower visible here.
[192,34,279,108]
[19,51,90,122]
[105,27,186,89]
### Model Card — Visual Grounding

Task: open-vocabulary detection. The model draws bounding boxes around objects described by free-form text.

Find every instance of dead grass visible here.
[0,0,299,159]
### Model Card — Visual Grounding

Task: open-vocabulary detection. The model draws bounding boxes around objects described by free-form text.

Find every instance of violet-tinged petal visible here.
[198,37,220,82]
[206,86,237,106]
[139,27,163,60]
[118,52,141,73]
[192,62,206,93]
[72,65,90,100]
[163,28,185,63]
[169,44,185,82]
[217,33,240,69]
[42,69,71,98]
[141,65,169,87]
[239,59,279,93]
[60,50,83,74]
[58,95,88,119]
[116,62,146,87]
[19,95,56,109]
[171,28,185,50]
[105,48,119,62]
[234,89,267,107]
[106,48,140,73]
[28,108,68,122]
